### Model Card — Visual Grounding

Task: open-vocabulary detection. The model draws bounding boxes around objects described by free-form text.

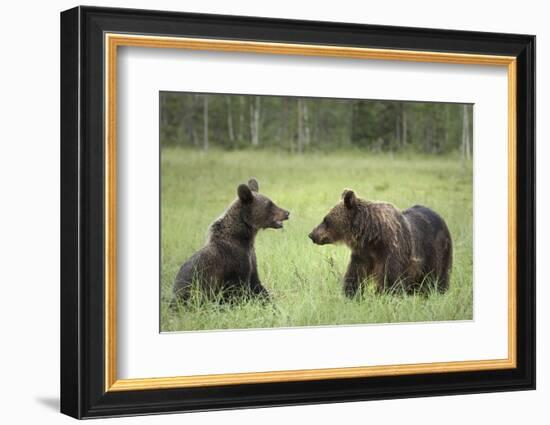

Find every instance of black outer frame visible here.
[60,5,536,419]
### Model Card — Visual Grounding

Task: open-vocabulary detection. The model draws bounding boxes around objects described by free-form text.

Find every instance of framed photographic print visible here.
[60,6,535,419]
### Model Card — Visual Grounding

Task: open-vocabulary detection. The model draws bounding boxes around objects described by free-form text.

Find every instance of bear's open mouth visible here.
[272,215,290,229]
[270,210,289,229]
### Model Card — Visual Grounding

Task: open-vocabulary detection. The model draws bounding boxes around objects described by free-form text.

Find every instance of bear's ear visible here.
[248,178,259,192]
[238,184,254,203]
[342,189,357,209]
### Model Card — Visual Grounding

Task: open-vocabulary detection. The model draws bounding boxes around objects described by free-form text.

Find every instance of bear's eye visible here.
[268,200,274,208]
[323,217,330,227]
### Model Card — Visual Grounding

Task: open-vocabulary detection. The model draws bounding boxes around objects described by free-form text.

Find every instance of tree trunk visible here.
[303,100,310,146]
[238,96,245,142]
[348,102,355,146]
[276,98,284,147]
[395,105,401,147]
[188,96,198,146]
[444,105,450,150]
[203,95,209,150]
[426,123,433,153]
[283,97,293,153]
[160,93,169,128]
[461,104,471,160]
[226,96,235,145]
[254,96,261,146]
[297,99,304,153]
[401,104,407,146]
[182,95,194,146]
[177,95,185,145]
[249,99,254,145]
[250,96,261,146]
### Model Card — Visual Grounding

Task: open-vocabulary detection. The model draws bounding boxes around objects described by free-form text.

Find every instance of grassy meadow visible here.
[160,148,473,332]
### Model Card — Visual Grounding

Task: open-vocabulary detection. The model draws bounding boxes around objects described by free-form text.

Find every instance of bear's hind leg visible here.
[436,272,450,294]
[435,230,453,294]
[170,283,191,309]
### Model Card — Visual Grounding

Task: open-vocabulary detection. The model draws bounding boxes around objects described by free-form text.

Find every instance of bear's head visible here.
[308,189,359,245]
[237,178,290,230]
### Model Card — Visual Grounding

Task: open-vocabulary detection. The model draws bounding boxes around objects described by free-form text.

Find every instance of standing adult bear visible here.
[308,190,452,297]
[172,179,290,305]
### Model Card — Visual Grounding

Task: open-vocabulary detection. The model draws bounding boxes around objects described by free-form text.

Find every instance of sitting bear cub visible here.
[309,189,452,296]
[172,179,290,304]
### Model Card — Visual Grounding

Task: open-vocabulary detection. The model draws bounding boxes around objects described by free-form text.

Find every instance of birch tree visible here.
[461,104,471,160]
[203,95,209,150]
[159,92,470,155]
[297,98,304,153]
[401,103,407,146]
[250,96,261,146]
[226,96,235,145]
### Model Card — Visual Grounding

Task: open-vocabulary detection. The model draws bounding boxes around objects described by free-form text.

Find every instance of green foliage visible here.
[160,92,473,155]
[160,148,473,332]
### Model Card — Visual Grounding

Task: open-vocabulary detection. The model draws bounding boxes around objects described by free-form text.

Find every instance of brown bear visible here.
[308,190,452,297]
[172,179,290,305]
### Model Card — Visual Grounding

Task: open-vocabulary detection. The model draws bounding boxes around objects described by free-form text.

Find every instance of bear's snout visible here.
[309,223,333,245]
[308,228,325,245]
[270,208,290,229]
[276,208,290,222]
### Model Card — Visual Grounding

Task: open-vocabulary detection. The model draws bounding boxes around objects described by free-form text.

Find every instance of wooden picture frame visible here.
[60,5,535,419]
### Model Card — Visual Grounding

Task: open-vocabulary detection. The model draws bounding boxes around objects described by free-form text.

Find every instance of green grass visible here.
[160,148,473,332]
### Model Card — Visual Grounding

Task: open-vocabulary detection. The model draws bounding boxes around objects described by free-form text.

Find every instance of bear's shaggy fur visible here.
[308,190,452,297]
[172,179,290,304]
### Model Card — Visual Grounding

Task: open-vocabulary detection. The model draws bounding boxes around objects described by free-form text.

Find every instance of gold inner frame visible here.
[104,33,517,392]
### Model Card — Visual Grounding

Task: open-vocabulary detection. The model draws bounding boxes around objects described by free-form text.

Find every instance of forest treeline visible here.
[160,92,472,156]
